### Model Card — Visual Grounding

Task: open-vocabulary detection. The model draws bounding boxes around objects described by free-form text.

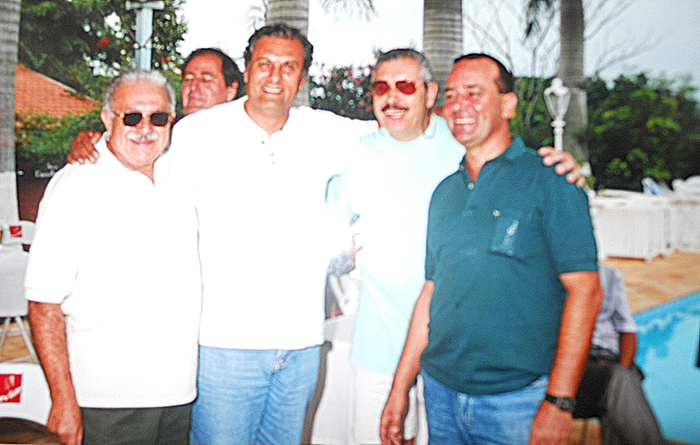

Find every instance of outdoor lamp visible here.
[544,77,571,152]
[126,0,165,70]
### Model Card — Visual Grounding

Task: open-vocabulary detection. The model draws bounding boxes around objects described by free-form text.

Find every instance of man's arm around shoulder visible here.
[67,130,102,164]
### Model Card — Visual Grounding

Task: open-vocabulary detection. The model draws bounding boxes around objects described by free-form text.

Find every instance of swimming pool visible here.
[635,291,700,443]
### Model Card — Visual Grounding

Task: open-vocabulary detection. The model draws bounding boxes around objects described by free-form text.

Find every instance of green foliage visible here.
[19,0,187,98]
[309,64,375,120]
[586,74,700,191]
[509,74,700,191]
[511,77,554,149]
[15,110,104,174]
[308,63,700,191]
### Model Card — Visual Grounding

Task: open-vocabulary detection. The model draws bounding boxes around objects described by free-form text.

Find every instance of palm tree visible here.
[0,0,21,222]
[527,0,588,162]
[423,0,462,108]
[267,0,309,35]
[265,0,312,106]
[317,0,462,108]
[558,0,587,162]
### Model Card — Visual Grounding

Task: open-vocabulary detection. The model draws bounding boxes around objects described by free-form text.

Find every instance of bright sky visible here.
[178,0,700,93]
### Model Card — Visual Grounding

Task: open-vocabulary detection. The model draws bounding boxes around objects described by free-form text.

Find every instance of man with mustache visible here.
[380,54,602,445]
[330,48,588,445]
[178,34,582,445]
[26,70,201,445]
[66,28,584,445]
[328,48,464,445]
[68,47,243,162]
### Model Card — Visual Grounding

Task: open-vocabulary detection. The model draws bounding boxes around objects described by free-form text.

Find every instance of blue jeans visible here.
[422,370,548,445]
[190,345,321,445]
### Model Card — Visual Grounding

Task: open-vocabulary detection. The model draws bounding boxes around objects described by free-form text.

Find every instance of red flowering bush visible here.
[96,36,111,48]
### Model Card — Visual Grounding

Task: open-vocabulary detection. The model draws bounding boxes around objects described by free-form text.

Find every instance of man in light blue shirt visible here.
[331,49,585,445]
[380,53,602,445]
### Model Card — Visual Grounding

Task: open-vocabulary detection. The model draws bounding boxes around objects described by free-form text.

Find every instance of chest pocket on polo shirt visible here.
[488,207,541,259]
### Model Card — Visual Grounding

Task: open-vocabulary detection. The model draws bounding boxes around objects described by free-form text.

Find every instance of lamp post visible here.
[544,77,571,152]
[126,0,164,69]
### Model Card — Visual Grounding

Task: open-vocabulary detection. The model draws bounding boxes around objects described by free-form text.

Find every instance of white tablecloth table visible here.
[672,194,700,252]
[590,192,673,261]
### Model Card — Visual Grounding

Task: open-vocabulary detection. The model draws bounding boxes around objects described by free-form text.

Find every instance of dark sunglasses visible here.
[119,112,172,127]
[371,80,419,96]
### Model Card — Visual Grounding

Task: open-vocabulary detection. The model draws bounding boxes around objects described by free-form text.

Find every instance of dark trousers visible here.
[574,355,667,445]
[81,403,192,445]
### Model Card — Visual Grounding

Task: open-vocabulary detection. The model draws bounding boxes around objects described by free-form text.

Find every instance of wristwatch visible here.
[544,394,576,412]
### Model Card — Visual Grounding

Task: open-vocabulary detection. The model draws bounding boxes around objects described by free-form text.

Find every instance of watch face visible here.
[545,394,576,412]
[560,398,576,411]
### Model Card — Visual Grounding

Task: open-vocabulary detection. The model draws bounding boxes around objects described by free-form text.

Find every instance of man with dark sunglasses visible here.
[26,70,201,445]
[65,29,585,445]
[67,47,243,163]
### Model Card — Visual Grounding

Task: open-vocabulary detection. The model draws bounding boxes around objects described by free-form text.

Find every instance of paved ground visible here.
[606,251,700,313]
[570,250,700,445]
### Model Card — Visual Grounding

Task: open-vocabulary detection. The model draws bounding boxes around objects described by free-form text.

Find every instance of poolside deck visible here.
[570,250,700,445]
[606,251,700,314]
[3,251,700,444]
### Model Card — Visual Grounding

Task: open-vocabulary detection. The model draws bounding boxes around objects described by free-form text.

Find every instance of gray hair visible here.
[371,48,434,84]
[102,69,177,116]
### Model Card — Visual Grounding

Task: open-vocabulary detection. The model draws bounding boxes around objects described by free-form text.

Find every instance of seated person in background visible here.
[574,263,667,445]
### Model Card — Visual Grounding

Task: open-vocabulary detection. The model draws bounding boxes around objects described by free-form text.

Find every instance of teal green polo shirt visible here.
[421,137,598,395]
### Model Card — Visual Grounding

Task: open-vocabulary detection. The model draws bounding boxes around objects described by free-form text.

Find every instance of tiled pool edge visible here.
[634,290,700,326]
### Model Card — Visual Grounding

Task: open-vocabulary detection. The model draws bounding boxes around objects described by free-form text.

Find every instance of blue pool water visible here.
[635,291,700,443]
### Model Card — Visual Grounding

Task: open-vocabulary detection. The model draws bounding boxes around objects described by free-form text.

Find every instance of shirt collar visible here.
[377,113,440,142]
[458,135,527,173]
[96,135,171,182]
[499,136,527,163]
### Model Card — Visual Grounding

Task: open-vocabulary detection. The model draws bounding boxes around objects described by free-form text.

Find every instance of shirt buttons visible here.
[492,209,501,217]
[467,182,474,190]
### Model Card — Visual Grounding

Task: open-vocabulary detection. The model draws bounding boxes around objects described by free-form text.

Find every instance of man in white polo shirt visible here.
[26,70,201,445]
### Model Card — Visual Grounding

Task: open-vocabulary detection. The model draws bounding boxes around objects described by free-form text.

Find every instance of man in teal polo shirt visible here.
[380,54,603,445]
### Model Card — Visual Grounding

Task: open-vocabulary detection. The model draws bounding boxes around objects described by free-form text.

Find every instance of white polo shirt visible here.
[25,137,202,408]
[170,98,375,350]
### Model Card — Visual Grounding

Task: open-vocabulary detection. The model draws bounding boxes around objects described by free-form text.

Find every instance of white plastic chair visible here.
[0,362,51,424]
[1,221,35,248]
[670,178,700,252]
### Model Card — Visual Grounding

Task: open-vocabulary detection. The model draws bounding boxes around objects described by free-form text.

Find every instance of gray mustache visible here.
[127,132,160,142]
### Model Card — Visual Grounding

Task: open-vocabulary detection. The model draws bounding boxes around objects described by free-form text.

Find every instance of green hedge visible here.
[16,70,700,191]
[15,110,104,176]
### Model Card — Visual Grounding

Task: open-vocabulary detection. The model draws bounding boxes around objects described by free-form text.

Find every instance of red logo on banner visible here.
[9,225,22,238]
[0,374,23,403]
